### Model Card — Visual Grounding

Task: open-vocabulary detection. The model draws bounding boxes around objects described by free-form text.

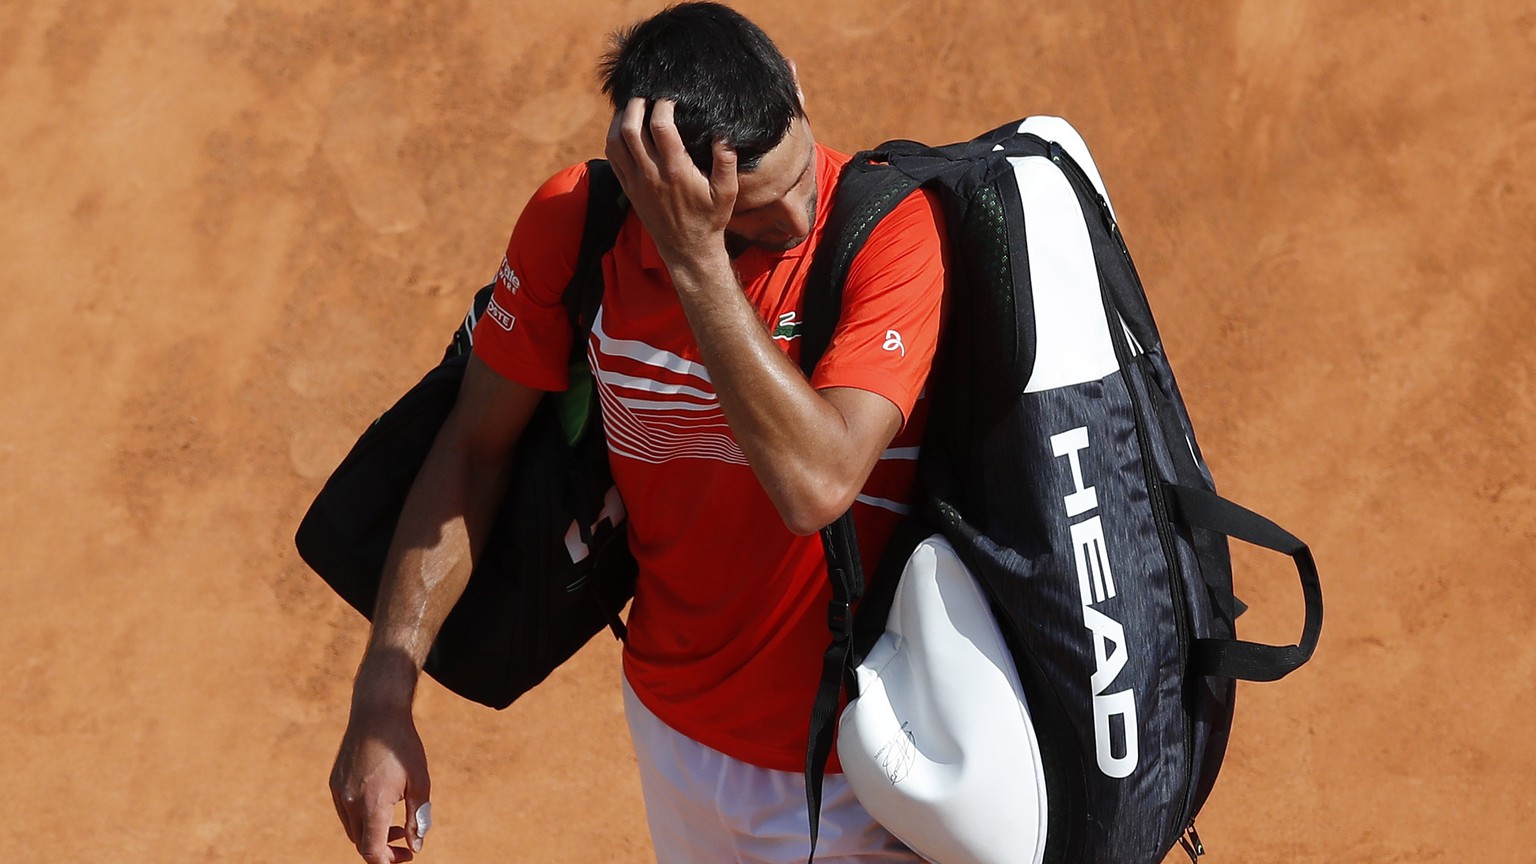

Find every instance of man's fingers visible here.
[604,103,633,187]
[406,797,432,854]
[355,819,417,863]
[384,826,418,862]
[647,99,692,178]
[711,137,739,206]
[355,795,398,864]
[617,96,657,181]
[332,792,358,844]
[404,751,432,853]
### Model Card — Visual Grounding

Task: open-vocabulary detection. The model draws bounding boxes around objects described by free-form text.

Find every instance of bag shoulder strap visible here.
[798,159,925,375]
[565,158,627,351]
[561,158,629,641]
[456,158,628,641]
[797,153,930,863]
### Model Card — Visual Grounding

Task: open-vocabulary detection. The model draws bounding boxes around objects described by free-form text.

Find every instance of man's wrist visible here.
[351,646,421,713]
[663,243,734,295]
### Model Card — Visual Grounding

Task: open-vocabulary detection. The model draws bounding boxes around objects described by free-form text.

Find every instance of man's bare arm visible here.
[361,354,544,687]
[330,355,544,863]
[664,249,901,535]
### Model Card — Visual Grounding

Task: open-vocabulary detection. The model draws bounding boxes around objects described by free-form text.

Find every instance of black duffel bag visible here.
[295,160,633,709]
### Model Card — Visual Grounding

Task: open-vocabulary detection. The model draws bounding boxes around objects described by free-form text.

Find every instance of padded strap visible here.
[563,158,628,642]
[798,165,922,376]
[1162,483,1324,682]
[798,160,921,862]
[563,159,626,357]
[802,512,863,862]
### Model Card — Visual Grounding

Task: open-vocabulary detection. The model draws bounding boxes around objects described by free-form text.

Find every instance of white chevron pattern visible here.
[590,307,750,466]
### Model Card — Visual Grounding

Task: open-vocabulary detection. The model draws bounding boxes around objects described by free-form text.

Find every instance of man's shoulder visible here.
[864,185,946,253]
[817,143,941,241]
[831,154,947,287]
[527,162,596,213]
[512,162,599,255]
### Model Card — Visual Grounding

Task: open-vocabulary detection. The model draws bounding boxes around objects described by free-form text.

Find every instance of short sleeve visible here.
[810,187,947,422]
[471,164,591,391]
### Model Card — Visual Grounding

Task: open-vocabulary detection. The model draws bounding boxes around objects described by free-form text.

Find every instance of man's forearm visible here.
[355,432,515,704]
[666,253,895,534]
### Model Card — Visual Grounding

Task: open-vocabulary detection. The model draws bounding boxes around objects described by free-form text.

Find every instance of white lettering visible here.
[563,485,627,563]
[1082,605,1128,695]
[1069,515,1117,605]
[1054,424,1139,778]
[485,296,515,331]
[1092,688,1139,779]
[1050,426,1097,518]
[496,258,521,293]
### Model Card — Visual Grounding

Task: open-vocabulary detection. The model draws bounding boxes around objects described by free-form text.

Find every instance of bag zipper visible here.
[1049,142,1198,843]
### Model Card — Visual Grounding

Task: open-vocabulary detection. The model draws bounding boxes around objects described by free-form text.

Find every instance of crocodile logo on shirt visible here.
[772,311,801,342]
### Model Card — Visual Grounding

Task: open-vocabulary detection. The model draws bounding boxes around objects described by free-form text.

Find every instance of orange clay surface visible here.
[2,2,1532,862]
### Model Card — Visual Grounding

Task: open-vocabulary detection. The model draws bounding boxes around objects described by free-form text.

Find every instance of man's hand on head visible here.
[605,96,738,271]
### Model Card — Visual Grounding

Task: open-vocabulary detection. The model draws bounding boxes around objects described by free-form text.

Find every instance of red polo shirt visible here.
[474,144,946,771]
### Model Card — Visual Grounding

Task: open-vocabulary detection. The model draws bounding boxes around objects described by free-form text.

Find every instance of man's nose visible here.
[775,200,810,237]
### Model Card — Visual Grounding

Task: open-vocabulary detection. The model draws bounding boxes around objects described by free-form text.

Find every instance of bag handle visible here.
[1162,483,1323,682]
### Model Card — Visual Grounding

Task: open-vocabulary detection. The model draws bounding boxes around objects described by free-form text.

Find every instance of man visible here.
[329,4,946,862]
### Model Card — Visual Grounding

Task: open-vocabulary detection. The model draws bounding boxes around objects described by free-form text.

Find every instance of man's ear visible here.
[788,58,806,111]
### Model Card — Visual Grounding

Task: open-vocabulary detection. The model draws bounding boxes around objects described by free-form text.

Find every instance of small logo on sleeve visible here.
[496,258,521,294]
[882,329,906,357]
[485,295,515,331]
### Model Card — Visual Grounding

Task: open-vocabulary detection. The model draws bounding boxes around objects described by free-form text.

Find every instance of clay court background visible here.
[2,1,1531,861]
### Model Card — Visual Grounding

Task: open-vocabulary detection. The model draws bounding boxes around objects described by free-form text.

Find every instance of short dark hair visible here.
[599,2,803,173]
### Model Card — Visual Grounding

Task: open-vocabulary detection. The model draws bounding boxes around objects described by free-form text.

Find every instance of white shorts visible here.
[622,678,926,864]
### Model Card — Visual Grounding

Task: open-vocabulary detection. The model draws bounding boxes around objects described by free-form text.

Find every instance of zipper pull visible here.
[1177,822,1206,861]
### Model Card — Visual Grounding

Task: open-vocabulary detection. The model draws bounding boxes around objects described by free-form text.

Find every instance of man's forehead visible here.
[734,117,813,211]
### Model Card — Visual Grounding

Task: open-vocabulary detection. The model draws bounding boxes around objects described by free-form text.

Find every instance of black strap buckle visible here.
[826,596,851,640]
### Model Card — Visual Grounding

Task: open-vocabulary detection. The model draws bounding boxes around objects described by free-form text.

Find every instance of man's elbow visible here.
[777,476,860,537]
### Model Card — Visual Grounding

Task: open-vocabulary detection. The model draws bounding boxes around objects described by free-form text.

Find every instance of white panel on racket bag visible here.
[1011,117,1146,364]
[838,535,1048,864]
[1010,155,1120,393]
